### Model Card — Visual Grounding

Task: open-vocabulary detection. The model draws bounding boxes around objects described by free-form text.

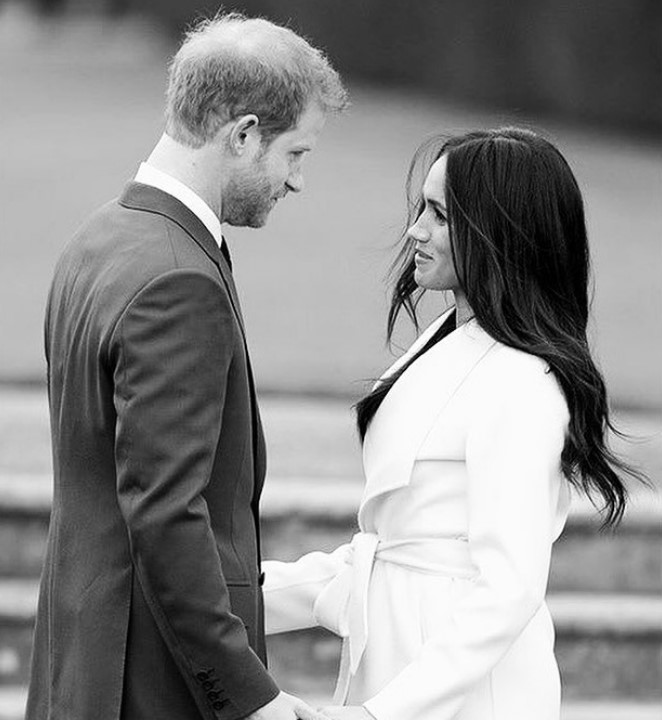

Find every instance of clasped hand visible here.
[319,707,374,720]
[247,692,322,720]
[247,693,374,720]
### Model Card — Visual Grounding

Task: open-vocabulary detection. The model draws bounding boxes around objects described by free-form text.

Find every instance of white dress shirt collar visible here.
[134,163,224,249]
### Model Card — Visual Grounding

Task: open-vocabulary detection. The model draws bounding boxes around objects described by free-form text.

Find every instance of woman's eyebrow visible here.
[424,195,447,213]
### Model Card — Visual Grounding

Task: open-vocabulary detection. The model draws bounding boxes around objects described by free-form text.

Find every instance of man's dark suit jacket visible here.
[25,183,280,720]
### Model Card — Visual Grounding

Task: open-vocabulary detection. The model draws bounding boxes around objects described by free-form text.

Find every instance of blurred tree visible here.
[32,0,67,15]
[126,0,662,138]
[32,0,128,15]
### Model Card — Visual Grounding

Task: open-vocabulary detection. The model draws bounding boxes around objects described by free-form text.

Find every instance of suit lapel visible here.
[119,181,267,502]
[359,320,497,524]
[119,182,247,337]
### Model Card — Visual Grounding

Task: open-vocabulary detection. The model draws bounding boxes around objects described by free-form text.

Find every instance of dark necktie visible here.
[220,240,232,271]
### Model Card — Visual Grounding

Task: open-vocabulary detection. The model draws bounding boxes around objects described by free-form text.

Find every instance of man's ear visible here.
[228,114,260,156]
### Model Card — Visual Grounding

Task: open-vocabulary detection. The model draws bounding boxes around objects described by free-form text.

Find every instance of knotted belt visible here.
[324,532,475,704]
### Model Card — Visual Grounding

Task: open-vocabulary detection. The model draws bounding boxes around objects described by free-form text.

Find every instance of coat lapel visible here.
[359,318,497,523]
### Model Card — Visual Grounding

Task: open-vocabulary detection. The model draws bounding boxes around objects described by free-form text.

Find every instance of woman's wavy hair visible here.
[356,127,646,527]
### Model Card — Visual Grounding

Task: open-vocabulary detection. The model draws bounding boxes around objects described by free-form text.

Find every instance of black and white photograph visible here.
[0,1,661,719]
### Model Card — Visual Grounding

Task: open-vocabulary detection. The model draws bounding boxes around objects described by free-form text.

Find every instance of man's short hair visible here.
[165,12,348,148]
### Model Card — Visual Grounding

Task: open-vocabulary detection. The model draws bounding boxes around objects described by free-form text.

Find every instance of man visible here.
[26,13,347,720]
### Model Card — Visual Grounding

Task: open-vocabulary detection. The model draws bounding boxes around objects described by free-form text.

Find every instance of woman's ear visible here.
[228,114,260,156]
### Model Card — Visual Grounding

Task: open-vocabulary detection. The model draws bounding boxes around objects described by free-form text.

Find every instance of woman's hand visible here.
[319,707,375,720]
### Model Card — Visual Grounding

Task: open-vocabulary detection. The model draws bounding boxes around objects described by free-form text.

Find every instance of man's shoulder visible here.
[65,192,215,275]
[51,192,224,323]
[76,192,176,247]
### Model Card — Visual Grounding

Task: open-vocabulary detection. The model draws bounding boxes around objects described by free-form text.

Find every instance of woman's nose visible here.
[407,219,429,243]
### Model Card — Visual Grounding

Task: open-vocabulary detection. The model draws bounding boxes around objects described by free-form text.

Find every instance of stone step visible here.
[266,593,662,702]
[1,578,661,700]
[2,474,661,594]
[0,686,24,720]
[260,478,662,595]
[561,704,662,720]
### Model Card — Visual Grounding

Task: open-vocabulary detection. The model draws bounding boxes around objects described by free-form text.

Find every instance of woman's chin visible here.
[415,272,449,293]
[414,269,434,290]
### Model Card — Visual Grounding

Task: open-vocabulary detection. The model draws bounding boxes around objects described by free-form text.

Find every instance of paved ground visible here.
[1,5,661,408]
[0,689,659,720]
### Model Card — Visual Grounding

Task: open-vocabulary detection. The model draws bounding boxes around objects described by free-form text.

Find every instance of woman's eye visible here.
[427,202,446,223]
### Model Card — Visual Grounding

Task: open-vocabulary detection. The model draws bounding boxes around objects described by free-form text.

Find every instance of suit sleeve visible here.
[110,269,279,720]
[364,362,569,720]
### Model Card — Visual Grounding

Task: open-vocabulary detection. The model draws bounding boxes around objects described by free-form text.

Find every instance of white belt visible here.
[328,532,475,704]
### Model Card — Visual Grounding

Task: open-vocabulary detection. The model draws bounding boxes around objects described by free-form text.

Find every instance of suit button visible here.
[196,671,209,682]
[203,681,214,691]
[213,701,224,710]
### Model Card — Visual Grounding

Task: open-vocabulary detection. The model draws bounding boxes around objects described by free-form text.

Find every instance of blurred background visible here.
[0,1,660,719]
[1,0,661,403]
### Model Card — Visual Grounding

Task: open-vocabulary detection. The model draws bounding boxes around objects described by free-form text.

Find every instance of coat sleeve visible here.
[262,544,351,634]
[364,359,569,720]
[110,269,279,720]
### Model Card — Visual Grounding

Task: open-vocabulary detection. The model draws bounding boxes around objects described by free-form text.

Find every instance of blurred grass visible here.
[1,5,661,408]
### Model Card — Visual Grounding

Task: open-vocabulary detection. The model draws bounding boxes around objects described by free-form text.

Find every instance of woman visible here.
[263,128,642,720]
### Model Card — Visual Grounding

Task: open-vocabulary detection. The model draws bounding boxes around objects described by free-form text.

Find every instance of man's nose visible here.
[286,170,304,194]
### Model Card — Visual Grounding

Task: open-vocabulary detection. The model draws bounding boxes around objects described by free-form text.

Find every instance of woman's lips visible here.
[415,249,432,263]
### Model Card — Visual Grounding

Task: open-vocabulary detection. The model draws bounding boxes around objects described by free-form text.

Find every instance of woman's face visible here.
[408,155,460,292]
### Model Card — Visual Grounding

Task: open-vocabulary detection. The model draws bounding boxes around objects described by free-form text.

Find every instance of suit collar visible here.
[119,181,242,332]
[133,164,223,248]
[120,181,224,267]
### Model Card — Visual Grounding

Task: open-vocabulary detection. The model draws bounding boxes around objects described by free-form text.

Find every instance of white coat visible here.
[263,310,571,720]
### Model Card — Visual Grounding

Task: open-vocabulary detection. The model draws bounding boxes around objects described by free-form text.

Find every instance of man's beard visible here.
[224,163,276,228]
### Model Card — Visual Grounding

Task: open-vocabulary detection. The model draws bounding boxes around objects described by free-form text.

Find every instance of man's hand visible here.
[319,707,375,720]
[248,692,327,720]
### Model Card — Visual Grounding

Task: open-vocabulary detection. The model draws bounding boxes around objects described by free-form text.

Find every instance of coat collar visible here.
[359,317,497,525]
[374,307,455,386]
[119,181,245,335]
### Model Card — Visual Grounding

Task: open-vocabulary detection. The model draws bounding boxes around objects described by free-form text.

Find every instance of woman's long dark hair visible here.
[356,127,646,527]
